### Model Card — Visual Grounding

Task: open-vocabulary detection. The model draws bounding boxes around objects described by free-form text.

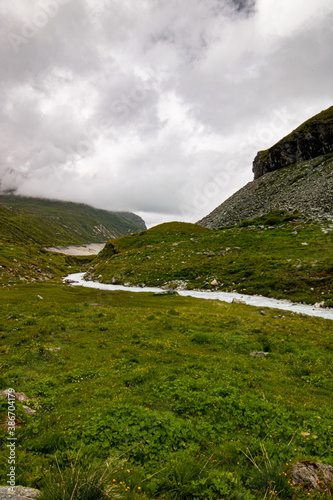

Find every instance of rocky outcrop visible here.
[292,461,333,493]
[199,106,333,229]
[198,154,333,228]
[253,106,333,179]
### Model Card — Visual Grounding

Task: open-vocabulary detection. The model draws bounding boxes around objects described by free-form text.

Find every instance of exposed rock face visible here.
[253,106,333,179]
[198,155,333,228]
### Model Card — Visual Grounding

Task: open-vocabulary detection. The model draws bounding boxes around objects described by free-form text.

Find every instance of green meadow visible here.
[0,279,332,499]
[89,213,333,307]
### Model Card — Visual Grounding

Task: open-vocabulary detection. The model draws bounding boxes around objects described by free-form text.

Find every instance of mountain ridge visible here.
[253,105,333,179]
[0,194,146,246]
[198,106,333,229]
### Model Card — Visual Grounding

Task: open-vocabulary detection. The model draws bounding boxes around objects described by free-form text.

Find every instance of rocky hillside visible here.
[198,154,333,228]
[198,106,333,229]
[253,105,333,179]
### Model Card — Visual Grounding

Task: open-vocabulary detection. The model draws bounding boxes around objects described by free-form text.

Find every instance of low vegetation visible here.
[88,213,333,307]
[0,282,332,499]
[0,204,332,498]
[0,194,146,246]
[0,194,145,286]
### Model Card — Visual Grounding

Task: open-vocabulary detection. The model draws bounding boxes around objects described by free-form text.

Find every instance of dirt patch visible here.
[45,243,106,256]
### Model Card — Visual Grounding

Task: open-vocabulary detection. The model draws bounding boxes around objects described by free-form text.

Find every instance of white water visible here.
[63,273,333,321]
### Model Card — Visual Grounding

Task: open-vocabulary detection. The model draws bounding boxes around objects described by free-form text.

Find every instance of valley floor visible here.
[0,280,332,499]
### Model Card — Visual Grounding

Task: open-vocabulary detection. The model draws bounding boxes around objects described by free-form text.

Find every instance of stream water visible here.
[63,273,333,320]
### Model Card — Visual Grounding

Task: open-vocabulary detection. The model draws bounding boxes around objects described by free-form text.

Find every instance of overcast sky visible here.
[1,0,333,227]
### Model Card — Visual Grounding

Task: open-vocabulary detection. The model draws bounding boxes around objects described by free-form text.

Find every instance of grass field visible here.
[1,281,332,499]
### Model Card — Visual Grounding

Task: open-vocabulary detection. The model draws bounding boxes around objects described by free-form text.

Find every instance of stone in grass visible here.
[249,352,270,357]
[22,405,36,415]
[232,298,246,305]
[292,461,333,491]
[154,290,179,296]
[0,486,41,499]
[0,390,30,402]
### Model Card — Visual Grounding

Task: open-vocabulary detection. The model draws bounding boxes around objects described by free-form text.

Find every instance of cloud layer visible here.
[1,0,333,226]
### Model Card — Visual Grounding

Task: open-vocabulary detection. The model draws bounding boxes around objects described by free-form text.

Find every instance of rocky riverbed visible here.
[64,272,333,320]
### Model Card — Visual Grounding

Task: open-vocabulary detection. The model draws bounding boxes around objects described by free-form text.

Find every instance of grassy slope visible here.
[0,195,146,286]
[88,216,333,306]
[0,194,146,246]
[0,282,332,499]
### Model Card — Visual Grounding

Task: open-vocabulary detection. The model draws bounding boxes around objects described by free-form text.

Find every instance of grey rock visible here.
[22,405,36,415]
[0,390,30,402]
[13,392,30,402]
[292,461,333,490]
[0,486,40,499]
[249,352,270,357]
[232,298,246,305]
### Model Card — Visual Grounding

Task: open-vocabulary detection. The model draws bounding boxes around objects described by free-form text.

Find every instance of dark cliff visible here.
[253,106,333,179]
[198,106,333,229]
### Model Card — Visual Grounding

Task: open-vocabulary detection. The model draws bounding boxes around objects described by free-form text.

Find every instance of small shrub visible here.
[39,452,125,500]
[191,332,213,344]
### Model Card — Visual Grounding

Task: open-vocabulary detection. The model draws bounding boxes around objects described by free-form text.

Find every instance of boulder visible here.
[0,486,40,500]
[0,390,30,401]
[232,298,246,305]
[22,405,36,415]
[292,461,333,492]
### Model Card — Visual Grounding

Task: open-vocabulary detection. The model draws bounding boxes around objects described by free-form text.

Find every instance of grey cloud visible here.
[1,0,332,226]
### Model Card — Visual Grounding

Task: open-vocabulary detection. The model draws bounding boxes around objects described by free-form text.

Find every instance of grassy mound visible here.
[88,214,333,306]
